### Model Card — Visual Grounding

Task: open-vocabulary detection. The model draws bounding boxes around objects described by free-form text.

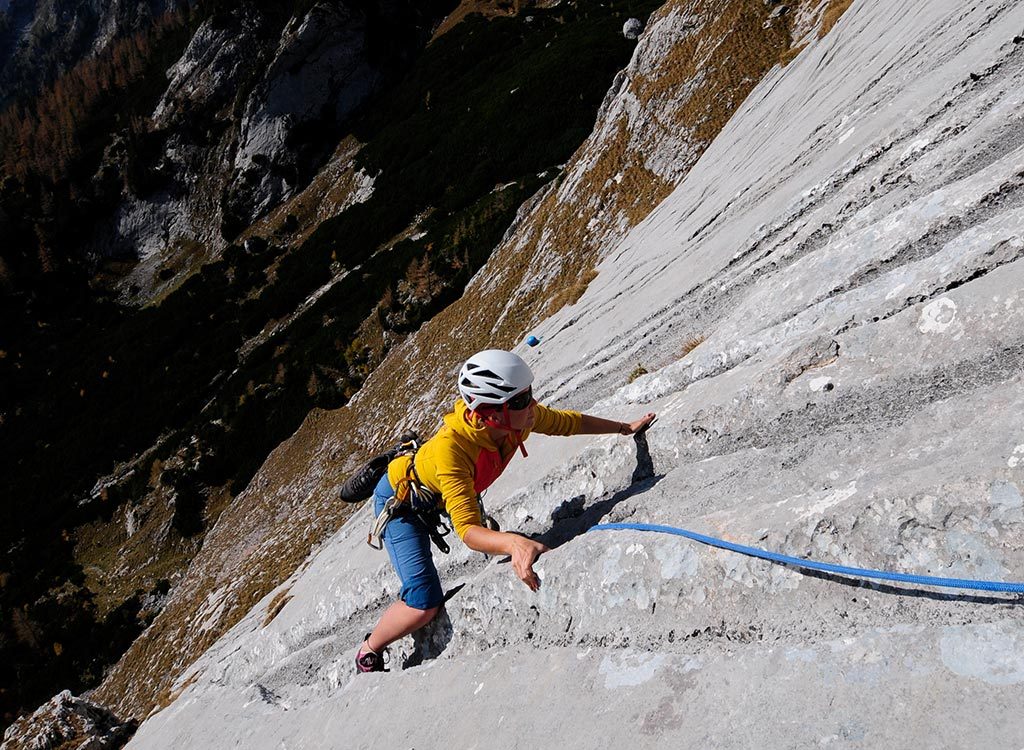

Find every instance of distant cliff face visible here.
[87,0,449,302]
[0,0,187,107]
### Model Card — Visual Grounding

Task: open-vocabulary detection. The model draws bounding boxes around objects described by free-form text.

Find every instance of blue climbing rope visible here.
[590,522,1024,594]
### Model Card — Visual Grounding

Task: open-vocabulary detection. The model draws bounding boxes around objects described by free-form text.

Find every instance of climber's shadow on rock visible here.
[534,428,663,550]
[403,604,454,668]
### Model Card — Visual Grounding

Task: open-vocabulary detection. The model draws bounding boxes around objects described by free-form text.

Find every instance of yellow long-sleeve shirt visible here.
[388,399,582,539]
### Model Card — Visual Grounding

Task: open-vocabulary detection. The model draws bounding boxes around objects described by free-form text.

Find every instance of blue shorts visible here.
[373,474,445,610]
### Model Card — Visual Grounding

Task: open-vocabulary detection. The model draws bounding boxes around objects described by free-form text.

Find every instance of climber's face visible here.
[506,396,536,432]
[476,388,536,434]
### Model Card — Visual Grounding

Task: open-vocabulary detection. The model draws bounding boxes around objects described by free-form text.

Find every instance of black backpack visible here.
[338,432,420,503]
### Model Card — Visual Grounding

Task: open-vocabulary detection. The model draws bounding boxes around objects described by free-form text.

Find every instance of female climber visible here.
[356,348,656,672]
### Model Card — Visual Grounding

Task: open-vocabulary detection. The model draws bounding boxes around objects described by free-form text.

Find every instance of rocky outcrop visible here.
[115,0,1024,746]
[1,691,135,750]
[92,5,269,297]
[83,0,794,723]
[152,9,262,127]
[224,3,381,230]
[87,1,445,302]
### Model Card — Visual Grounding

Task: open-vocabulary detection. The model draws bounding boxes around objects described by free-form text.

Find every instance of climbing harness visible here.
[367,493,452,554]
[366,436,452,555]
[362,400,521,554]
[590,522,1024,595]
[368,493,452,554]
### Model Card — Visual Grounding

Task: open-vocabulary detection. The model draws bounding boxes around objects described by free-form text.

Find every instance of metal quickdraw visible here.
[367,496,401,550]
[365,434,421,550]
[478,491,500,532]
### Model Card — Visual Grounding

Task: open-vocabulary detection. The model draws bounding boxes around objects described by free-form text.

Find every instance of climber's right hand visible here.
[507,534,549,591]
[463,526,549,591]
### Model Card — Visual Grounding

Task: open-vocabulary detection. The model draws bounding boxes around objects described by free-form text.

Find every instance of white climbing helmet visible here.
[458,349,534,411]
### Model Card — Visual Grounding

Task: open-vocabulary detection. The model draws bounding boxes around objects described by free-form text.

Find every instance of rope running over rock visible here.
[590,522,1024,594]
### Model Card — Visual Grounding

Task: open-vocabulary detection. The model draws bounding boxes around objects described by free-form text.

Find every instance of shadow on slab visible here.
[534,429,663,550]
[796,566,1024,606]
[404,605,454,668]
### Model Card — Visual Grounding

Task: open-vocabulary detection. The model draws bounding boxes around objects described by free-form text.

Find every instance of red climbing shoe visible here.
[355,635,388,674]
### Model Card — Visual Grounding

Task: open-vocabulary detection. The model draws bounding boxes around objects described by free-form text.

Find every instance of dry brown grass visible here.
[202,482,236,530]
[261,588,294,627]
[632,0,790,148]
[146,238,215,307]
[148,458,164,487]
[681,334,706,356]
[545,268,598,316]
[627,364,648,384]
[150,672,198,716]
[431,0,539,42]
[819,0,854,38]
[779,42,808,67]
[74,502,197,619]
[573,117,676,233]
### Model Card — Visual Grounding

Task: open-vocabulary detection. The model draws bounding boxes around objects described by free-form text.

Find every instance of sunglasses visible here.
[505,388,534,411]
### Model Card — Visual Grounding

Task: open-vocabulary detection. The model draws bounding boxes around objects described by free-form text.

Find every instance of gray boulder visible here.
[623,17,644,40]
